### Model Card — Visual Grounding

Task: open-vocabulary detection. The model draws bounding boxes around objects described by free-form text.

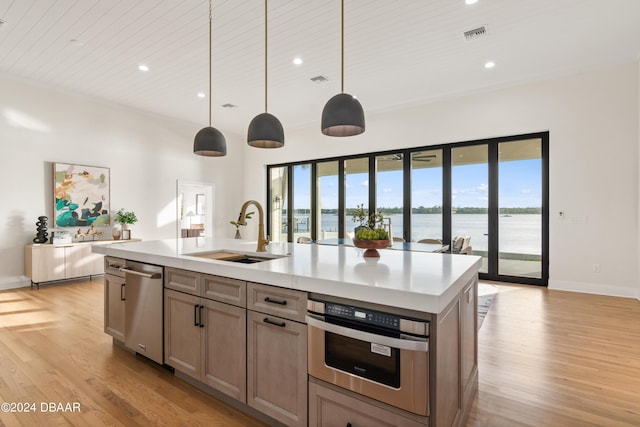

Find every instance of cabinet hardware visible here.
[264,297,287,306]
[263,317,286,328]
[194,304,199,326]
[119,268,161,279]
[120,283,125,301]
[199,305,204,328]
[346,424,352,427]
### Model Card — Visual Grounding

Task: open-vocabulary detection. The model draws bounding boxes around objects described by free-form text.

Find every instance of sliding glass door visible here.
[266,132,548,286]
[452,145,489,274]
[497,139,543,279]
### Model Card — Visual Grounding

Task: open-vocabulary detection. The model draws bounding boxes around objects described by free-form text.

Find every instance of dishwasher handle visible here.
[120,268,161,279]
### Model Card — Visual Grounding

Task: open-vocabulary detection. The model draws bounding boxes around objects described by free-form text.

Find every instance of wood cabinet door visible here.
[27,245,66,282]
[164,289,201,379]
[201,299,246,402]
[202,274,246,307]
[460,278,478,397]
[247,283,307,322]
[165,268,201,294]
[104,274,126,341]
[309,381,425,427]
[64,244,100,278]
[247,310,307,427]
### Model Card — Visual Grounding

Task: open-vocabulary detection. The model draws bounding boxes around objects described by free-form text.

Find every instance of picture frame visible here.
[53,163,110,228]
[196,193,206,215]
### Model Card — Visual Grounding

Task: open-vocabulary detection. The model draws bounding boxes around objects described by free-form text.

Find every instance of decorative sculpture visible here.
[33,216,49,243]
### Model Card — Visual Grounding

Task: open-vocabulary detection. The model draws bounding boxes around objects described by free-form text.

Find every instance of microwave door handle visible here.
[305,315,428,352]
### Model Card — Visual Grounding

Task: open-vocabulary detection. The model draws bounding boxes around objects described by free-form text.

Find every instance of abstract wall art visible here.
[53,163,110,227]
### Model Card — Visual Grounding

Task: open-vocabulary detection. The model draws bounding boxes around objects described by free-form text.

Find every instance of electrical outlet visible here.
[592,264,600,273]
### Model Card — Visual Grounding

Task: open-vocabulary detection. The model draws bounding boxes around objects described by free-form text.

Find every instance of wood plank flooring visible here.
[0,279,638,426]
[0,279,267,427]
[467,282,640,426]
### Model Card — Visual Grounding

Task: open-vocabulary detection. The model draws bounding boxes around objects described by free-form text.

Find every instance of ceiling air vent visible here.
[463,25,488,41]
[310,75,329,84]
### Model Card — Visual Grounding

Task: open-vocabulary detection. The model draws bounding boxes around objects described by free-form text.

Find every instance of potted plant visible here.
[230,211,254,239]
[114,209,138,240]
[350,204,389,257]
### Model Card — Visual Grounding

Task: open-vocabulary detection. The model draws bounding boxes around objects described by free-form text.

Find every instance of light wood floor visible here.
[468,282,640,427]
[0,278,267,427]
[0,279,638,426]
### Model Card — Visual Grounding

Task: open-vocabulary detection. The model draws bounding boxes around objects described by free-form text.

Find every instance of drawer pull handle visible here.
[263,317,286,328]
[199,305,204,328]
[120,283,125,301]
[194,304,199,326]
[264,297,287,306]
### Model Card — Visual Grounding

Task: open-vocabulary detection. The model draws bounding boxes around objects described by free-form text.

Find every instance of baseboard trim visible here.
[0,277,31,291]
[548,279,639,299]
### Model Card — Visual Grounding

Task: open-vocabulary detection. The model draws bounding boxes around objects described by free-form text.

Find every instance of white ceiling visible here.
[1,0,639,137]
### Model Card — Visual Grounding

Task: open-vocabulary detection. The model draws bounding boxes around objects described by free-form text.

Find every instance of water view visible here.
[301,213,541,256]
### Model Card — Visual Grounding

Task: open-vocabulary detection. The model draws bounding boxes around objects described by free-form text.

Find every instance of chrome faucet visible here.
[237,200,269,252]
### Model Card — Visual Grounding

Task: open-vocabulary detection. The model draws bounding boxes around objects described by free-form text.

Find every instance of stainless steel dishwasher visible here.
[120,261,164,364]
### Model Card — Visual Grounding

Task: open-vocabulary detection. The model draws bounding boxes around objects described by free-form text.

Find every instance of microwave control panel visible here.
[324,302,401,330]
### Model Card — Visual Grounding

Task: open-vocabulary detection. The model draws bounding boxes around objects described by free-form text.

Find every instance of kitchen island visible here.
[94,237,481,427]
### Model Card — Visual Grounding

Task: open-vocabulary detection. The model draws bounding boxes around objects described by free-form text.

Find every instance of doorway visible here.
[176,180,215,239]
[451,135,548,285]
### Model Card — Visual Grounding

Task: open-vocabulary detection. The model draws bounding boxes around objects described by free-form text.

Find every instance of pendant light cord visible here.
[264,0,268,112]
[208,0,212,127]
[341,0,344,93]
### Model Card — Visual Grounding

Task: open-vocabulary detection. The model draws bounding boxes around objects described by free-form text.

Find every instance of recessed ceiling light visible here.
[138,64,149,72]
[197,92,205,98]
[465,0,479,5]
[293,57,303,65]
[484,61,495,69]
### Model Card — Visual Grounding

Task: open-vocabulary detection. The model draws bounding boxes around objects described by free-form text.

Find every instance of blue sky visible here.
[293,159,542,209]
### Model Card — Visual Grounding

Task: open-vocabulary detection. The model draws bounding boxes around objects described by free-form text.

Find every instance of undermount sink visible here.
[186,250,286,264]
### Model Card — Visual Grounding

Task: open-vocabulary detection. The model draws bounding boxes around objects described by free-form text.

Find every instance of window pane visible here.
[498,139,542,278]
[345,157,369,237]
[269,166,287,243]
[317,161,339,240]
[411,149,442,243]
[376,153,404,241]
[452,145,488,273]
[293,164,311,242]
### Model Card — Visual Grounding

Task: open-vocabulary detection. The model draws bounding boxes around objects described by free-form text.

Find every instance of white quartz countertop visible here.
[93,238,481,314]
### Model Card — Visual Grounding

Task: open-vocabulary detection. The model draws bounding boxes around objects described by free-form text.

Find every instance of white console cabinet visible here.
[24,240,139,288]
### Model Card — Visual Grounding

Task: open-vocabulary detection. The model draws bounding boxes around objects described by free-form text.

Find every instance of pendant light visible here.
[247,0,284,148]
[321,0,365,137]
[194,0,227,156]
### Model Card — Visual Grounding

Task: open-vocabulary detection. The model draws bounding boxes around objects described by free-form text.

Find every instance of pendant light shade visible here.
[248,0,284,148]
[194,0,227,157]
[194,126,226,156]
[321,93,365,136]
[248,112,284,148]
[321,0,365,137]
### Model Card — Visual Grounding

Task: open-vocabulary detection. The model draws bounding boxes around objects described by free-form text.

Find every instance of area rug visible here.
[478,283,498,329]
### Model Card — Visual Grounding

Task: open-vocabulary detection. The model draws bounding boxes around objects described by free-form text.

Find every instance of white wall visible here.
[243,61,640,299]
[0,75,245,290]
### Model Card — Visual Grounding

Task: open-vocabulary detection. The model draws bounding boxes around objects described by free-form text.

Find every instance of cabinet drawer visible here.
[165,267,200,294]
[247,283,307,322]
[202,274,246,307]
[309,381,424,427]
